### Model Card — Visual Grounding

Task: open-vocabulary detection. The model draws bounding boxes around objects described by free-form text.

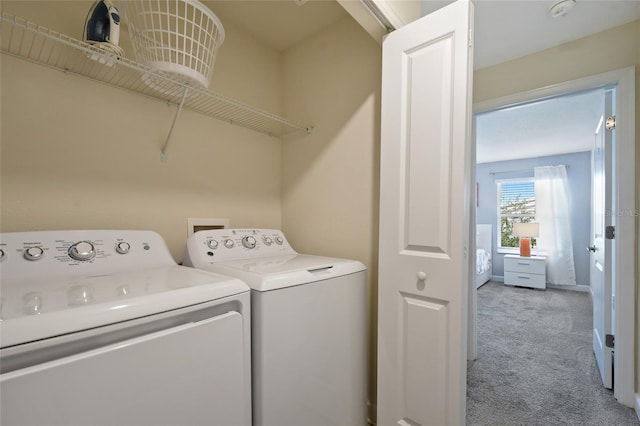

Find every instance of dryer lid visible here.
[0,265,248,348]
[209,254,366,292]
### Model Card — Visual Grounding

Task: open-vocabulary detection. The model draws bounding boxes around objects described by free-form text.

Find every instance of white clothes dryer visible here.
[183,228,367,426]
[0,230,251,426]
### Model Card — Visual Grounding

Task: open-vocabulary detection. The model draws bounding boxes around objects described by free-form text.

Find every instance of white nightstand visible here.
[503,254,546,290]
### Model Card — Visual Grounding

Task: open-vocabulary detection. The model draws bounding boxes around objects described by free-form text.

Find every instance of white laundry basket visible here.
[124,0,225,92]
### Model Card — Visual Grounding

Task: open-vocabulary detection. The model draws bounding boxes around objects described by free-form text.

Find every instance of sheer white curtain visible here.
[534,165,576,285]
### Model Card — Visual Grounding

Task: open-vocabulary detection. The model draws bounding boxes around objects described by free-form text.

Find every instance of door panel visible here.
[404,35,453,254]
[377,1,474,425]
[402,295,448,425]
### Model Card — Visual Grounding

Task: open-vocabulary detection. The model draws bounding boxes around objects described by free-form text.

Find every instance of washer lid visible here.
[208,254,366,292]
[0,266,248,348]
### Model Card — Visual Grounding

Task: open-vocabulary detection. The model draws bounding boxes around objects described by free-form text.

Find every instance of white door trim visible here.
[471,66,636,407]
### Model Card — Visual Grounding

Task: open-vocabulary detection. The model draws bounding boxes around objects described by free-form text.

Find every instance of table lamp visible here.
[513,222,540,257]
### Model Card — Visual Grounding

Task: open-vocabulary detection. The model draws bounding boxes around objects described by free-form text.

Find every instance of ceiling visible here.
[203,0,348,51]
[421,0,640,69]
[475,90,605,164]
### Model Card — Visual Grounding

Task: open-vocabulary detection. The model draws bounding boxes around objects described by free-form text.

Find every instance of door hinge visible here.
[605,334,615,348]
[605,225,615,239]
[605,116,616,130]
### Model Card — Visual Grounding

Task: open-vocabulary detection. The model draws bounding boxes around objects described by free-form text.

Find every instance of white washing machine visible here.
[0,230,252,426]
[183,229,367,426]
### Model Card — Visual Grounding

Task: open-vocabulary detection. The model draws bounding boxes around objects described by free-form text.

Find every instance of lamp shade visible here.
[513,222,540,238]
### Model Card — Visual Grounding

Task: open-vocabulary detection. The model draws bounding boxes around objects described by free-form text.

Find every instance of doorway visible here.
[474,88,602,291]
[468,67,636,408]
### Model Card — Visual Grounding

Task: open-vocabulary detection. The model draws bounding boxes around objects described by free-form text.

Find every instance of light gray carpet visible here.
[467,281,639,426]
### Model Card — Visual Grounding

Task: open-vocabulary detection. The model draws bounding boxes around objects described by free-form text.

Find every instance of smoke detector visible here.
[548,0,576,18]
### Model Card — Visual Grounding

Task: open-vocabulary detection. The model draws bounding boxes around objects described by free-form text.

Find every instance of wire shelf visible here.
[1,12,312,139]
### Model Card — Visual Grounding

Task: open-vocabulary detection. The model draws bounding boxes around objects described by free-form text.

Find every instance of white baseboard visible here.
[635,394,640,421]
[368,401,376,425]
[546,284,591,293]
[492,275,504,282]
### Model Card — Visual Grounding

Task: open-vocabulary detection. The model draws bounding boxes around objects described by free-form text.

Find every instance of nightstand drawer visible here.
[504,271,545,289]
[504,257,545,275]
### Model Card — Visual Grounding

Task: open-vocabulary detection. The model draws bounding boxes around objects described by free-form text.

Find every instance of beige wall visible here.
[473,20,640,103]
[474,19,640,403]
[281,16,382,413]
[0,1,283,261]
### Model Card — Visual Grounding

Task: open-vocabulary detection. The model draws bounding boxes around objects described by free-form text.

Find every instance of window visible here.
[497,179,536,250]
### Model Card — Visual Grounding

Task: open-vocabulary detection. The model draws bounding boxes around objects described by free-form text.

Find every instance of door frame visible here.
[469,66,636,407]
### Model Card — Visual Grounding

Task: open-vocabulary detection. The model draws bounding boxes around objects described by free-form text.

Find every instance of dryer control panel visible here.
[183,229,296,263]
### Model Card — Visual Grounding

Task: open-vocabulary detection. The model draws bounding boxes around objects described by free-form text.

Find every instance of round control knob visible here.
[242,236,257,249]
[223,239,235,249]
[274,236,284,245]
[69,241,96,261]
[207,239,219,250]
[263,237,273,246]
[116,242,130,254]
[0,249,5,261]
[24,246,44,261]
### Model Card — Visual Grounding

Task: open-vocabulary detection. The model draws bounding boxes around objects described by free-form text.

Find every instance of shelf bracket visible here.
[161,86,190,161]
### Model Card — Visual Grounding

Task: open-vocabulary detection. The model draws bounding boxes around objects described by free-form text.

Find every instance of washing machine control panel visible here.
[0,230,175,282]
[187,229,296,262]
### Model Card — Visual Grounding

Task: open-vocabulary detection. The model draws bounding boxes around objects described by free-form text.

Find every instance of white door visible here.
[590,90,613,389]
[377,1,474,425]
